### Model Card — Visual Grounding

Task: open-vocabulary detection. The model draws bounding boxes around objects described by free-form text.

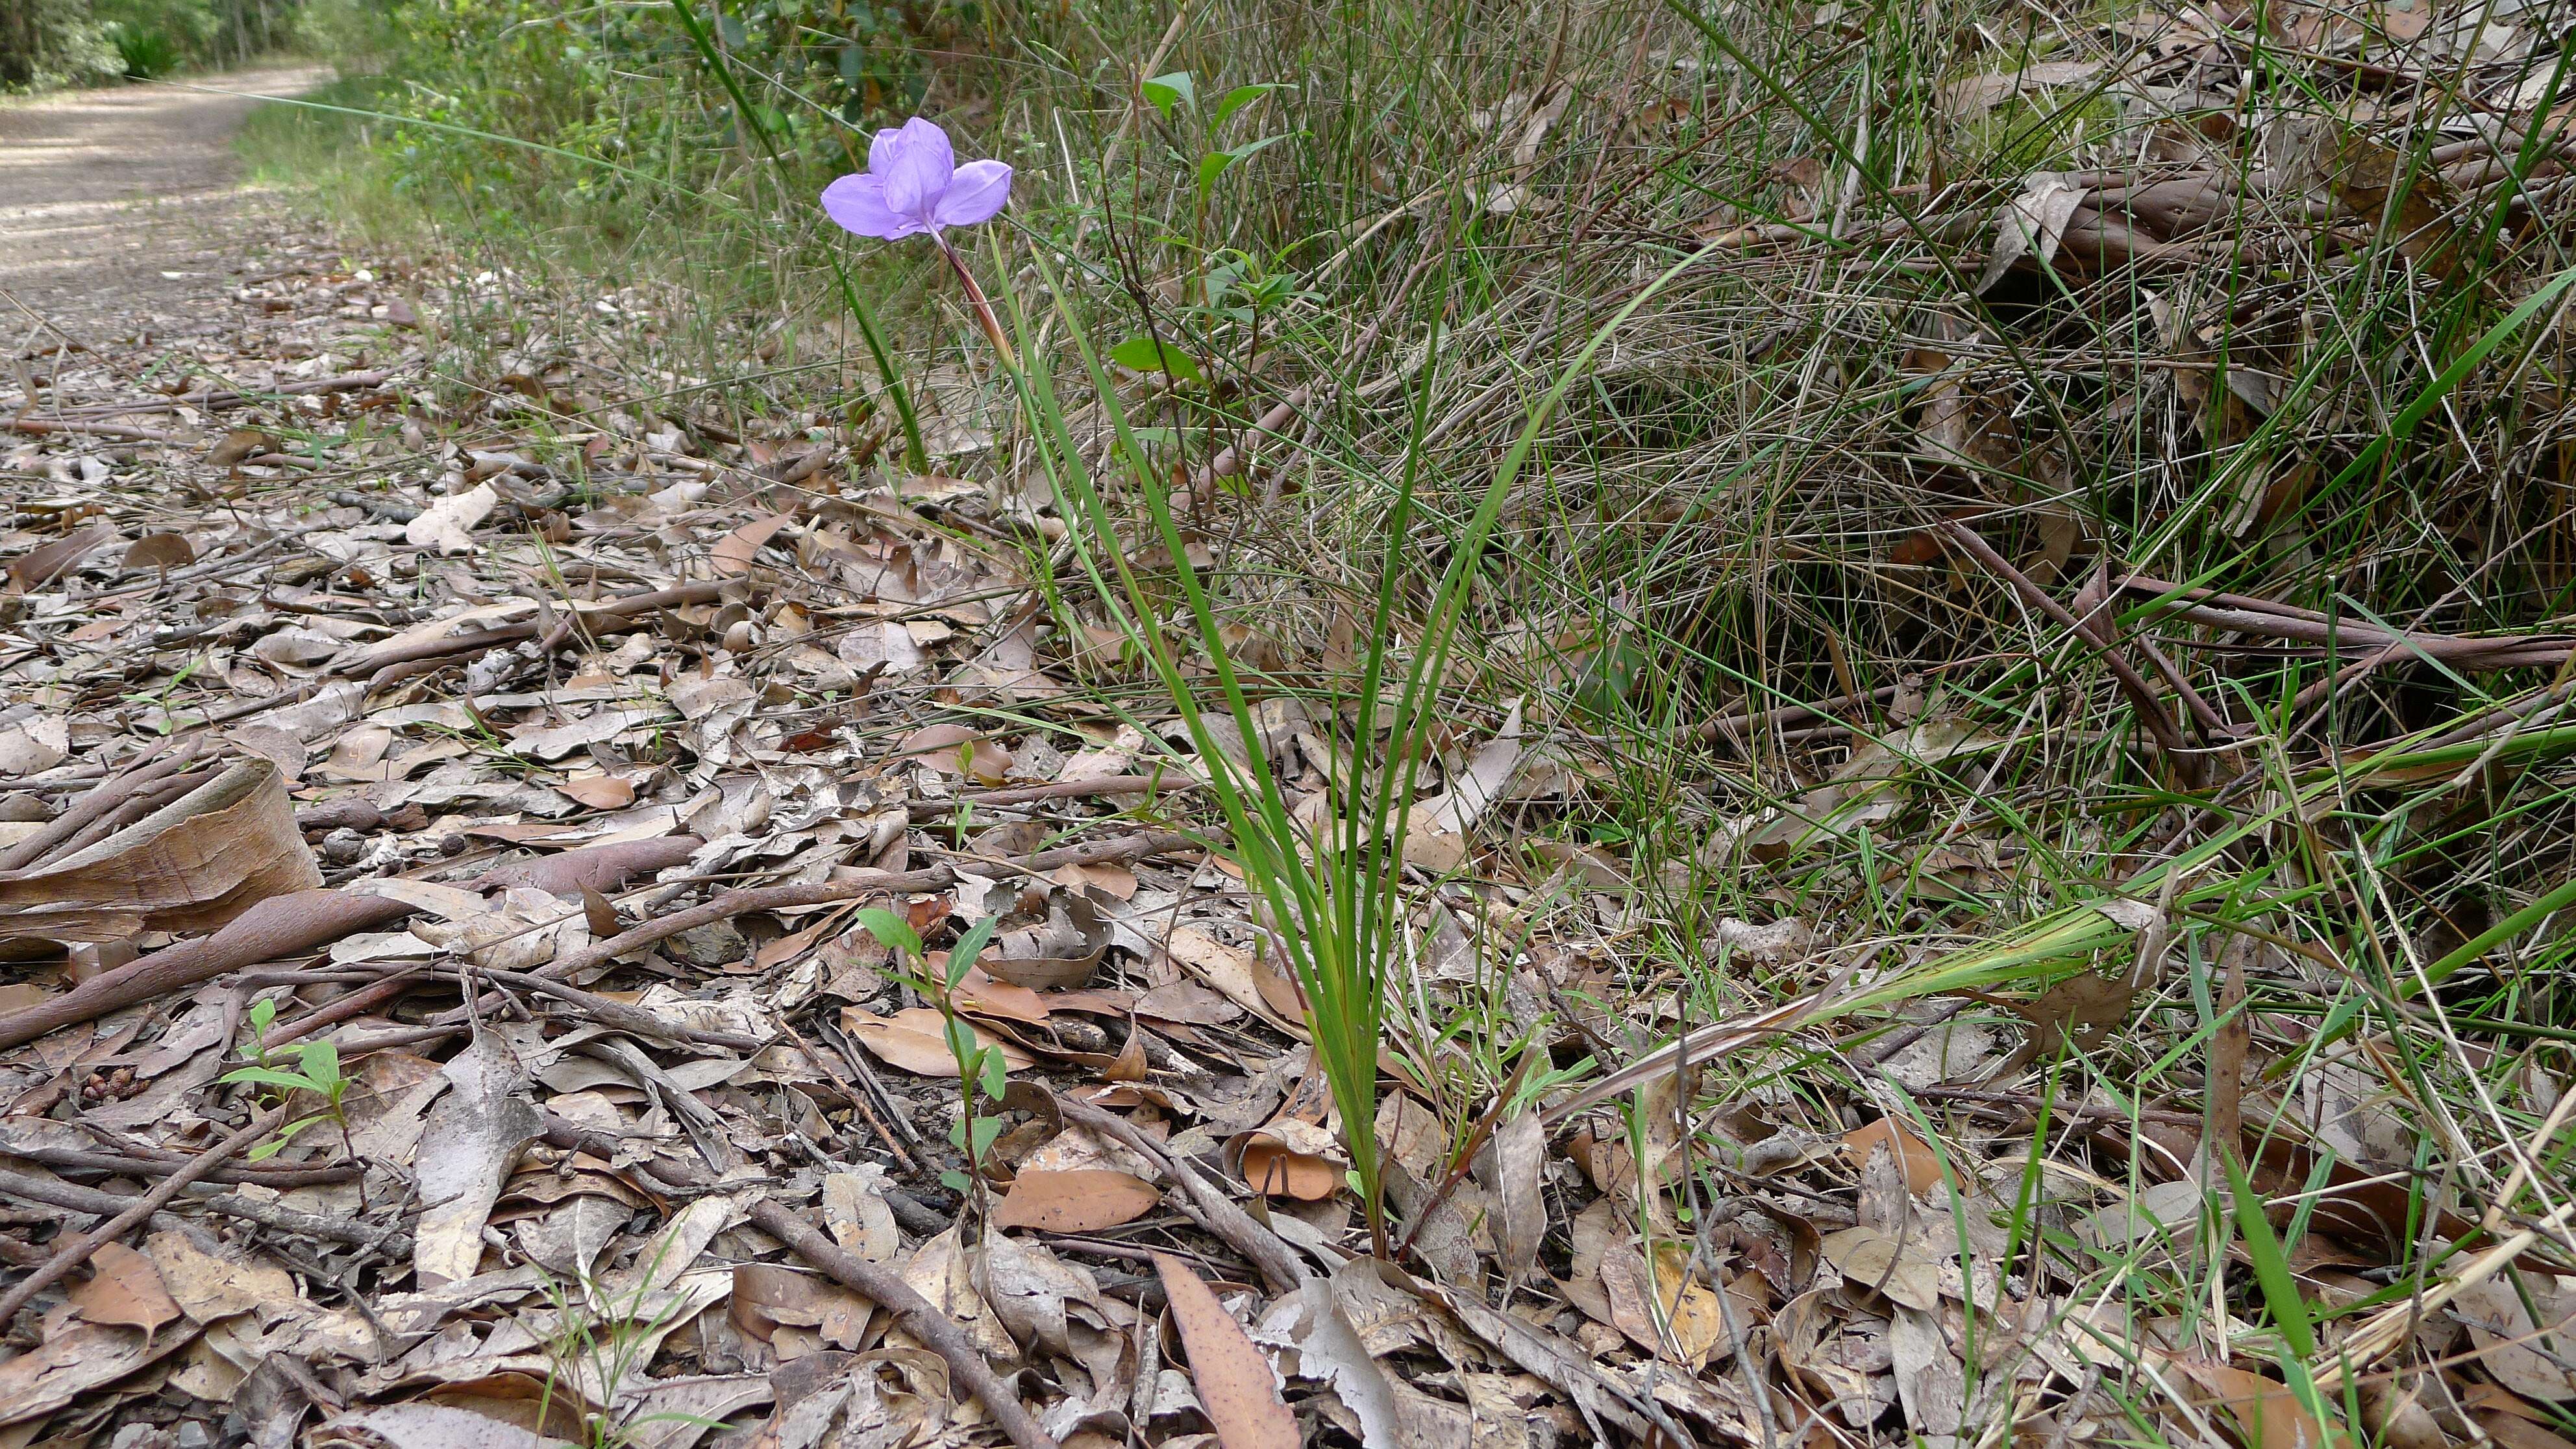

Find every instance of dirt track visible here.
[0,66,327,343]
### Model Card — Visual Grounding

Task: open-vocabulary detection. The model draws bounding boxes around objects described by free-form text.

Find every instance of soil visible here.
[0,66,328,345]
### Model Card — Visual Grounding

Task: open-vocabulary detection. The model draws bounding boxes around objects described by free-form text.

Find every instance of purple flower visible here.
[822,118,1011,242]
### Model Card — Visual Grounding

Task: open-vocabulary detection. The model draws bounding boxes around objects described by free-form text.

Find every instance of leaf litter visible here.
[4,8,2576,1447]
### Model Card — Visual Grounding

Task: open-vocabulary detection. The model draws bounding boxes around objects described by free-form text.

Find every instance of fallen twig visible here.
[512,830,1199,989]
[0,834,703,1052]
[54,369,393,418]
[6,1141,356,1189]
[1944,522,2194,767]
[3,416,181,444]
[534,1115,1059,1449]
[1052,1089,1310,1294]
[0,1104,287,1326]
[905,774,1199,819]
[0,1163,404,1250]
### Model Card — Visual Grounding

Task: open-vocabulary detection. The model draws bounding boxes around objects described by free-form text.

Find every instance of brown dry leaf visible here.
[560,773,636,810]
[404,482,498,554]
[68,1241,182,1346]
[979,889,1111,990]
[842,1006,1035,1076]
[0,1322,195,1428]
[2479,1409,2576,1449]
[312,1402,581,1449]
[900,1223,1015,1359]
[992,1168,1161,1232]
[6,521,117,591]
[1154,1251,1299,1449]
[121,531,195,570]
[2174,1356,2351,1449]
[1599,1241,1728,1368]
[143,1229,297,1324]
[2453,1272,2576,1401]
[821,1168,901,1262]
[1819,1224,1942,1310]
[205,427,275,467]
[413,1033,547,1287]
[731,1263,873,1349]
[0,757,321,949]
[1239,1132,1342,1200]
[579,883,620,939]
[712,511,796,575]
[1846,1117,1947,1195]
[898,721,1011,783]
[1482,1108,1548,1285]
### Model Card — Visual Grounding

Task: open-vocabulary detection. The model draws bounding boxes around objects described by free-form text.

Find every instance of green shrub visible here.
[105,18,175,77]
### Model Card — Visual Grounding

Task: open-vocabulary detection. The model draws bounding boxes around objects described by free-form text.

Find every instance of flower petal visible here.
[876,117,954,225]
[822,173,922,240]
[932,159,1012,228]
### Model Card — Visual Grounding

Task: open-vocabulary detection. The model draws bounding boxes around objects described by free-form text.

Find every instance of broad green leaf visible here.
[1213,82,1284,129]
[248,998,276,1035]
[1108,335,1204,384]
[852,906,924,963]
[219,1067,323,1093]
[1196,132,1291,195]
[978,1045,1009,1099]
[1141,70,1194,118]
[2224,1148,2318,1358]
[299,1040,341,1091]
[947,915,1002,989]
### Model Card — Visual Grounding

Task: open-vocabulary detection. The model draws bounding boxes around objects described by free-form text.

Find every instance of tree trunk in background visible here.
[0,0,41,88]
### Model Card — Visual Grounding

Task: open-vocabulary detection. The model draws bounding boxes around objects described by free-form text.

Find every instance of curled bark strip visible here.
[0,739,198,873]
[469,834,702,896]
[0,891,413,1052]
[0,1105,287,1326]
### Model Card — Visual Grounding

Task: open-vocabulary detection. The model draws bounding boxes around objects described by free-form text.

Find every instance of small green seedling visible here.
[222,999,360,1189]
[852,908,1007,1205]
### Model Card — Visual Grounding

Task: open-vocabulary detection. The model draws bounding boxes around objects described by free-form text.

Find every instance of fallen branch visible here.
[5,1142,356,1189]
[0,1105,286,1326]
[905,774,1200,819]
[341,581,736,678]
[56,369,393,418]
[263,835,708,1046]
[512,830,1200,989]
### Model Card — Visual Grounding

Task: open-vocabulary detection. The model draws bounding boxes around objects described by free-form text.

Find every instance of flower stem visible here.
[938,238,1019,373]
